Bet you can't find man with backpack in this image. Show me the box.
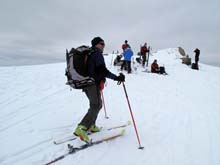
[120,47,133,73]
[121,40,130,52]
[74,37,125,143]
[140,43,149,67]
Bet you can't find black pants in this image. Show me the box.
[79,85,102,129]
[121,61,131,73]
[159,67,165,74]
[142,54,146,66]
[127,61,131,73]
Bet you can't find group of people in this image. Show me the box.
[120,40,167,75]
[72,37,200,143]
[120,40,201,73]
[73,37,166,144]
[119,40,150,73]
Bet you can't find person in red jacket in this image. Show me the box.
[151,59,160,73]
[140,43,149,67]
[121,40,130,51]
[151,59,167,74]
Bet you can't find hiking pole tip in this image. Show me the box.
[138,146,144,150]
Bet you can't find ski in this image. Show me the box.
[44,129,125,165]
[53,121,131,145]
[53,136,76,145]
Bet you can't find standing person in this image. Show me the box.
[121,40,130,52]
[74,37,125,143]
[140,43,149,67]
[194,48,200,67]
[121,47,133,73]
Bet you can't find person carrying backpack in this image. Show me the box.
[140,43,149,67]
[121,40,130,52]
[120,47,133,73]
[74,37,125,143]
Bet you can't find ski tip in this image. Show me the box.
[88,139,93,145]
[120,129,126,135]
[127,121,132,125]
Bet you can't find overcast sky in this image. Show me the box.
[1,0,220,66]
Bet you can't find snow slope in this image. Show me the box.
[0,48,220,165]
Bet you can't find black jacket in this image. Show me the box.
[88,47,117,85]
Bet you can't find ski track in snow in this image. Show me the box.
[0,138,52,165]
[0,88,67,133]
[0,48,220,165]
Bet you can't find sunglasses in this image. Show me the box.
[99,42,105,46]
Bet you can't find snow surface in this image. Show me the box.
[0,48,220,165]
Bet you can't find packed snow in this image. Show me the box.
[0,48,220,165]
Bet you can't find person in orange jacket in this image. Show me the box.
[151,59,160,73]
[121,40,130,52]
[151,59,167,74]
[140,43,149,67]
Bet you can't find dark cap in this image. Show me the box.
[91,37,104,47]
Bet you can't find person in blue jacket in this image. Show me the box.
[74,37,125,143]
[121,47,133,73]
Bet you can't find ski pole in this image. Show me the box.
[101,90,109,119]
[146,46,150,67]
[122,82,144,149]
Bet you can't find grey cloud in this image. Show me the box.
[0,0,220,66]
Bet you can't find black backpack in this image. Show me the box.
[191,63,199,70]
[65,45,95,89]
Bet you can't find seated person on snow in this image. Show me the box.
[114,54,123,66]
[151,59,167,74]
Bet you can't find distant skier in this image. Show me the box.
[194,48,200,68]
[151,59,160,73]
[74,37,125,143]
[140,43,149,67]
[121,40,131,52]
[151,59,167,74]
[120,47,133,73]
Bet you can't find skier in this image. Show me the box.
[74,37,125,143]
[121,40,131,52]
[120,47,133,73]
[140,43,149,67]
[194,48,200,69]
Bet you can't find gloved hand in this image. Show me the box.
[114,73,125,84]
[99,80,105,90]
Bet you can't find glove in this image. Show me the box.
[114,73,125,84]
[99,80,105,91]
